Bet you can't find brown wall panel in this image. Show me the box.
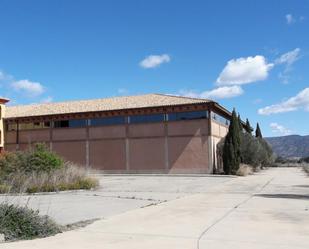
[89,139,126,170]
[89,125,126,139]
[52,141,86,166]
[129,138,165,170]
[5,131,16,144]
[4,144,17,152]
[52,128,86,141]
[129,123,165,137]
[168,136,209,173]
[168,120,208,136]
[19,130,50,143]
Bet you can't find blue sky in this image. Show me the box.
[0,0,308,137]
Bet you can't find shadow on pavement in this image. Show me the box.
[255,194,309,200]
[293,185,309,188]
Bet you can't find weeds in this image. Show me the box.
[0,203,61,241]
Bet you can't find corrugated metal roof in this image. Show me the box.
[5,93,212,119]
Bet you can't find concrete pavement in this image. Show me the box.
[0,174,230,225]
[2,167,309,249]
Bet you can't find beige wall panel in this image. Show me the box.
[219,125,228,137]
[211,121,220,137]
[19,130,50,143]
[52,141,86,166]
[129,123,165,137]
[168,120,208,136]
[89,125,126,139]
[89,140,126,170]
[168,136,209,173]
[5,131,16,144]
[129,138,165,170]
[52,128,86,141]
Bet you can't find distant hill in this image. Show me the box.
[265,135,309,158]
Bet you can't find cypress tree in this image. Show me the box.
[223,108,241,175]
[244,118,254,134]
[255,122,263,138]
[238,114,243,132]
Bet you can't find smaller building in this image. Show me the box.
[0,94,231,174]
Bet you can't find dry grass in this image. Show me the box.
[236,164,254,176]
[0,162,99,194]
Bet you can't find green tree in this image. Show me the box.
[255,122,263,138]
[223,108,241,175]
[238,114,243,132]
[244,118,254,134]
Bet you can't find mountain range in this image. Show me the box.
[265,135,309,158]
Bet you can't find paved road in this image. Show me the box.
[2,168,309,249]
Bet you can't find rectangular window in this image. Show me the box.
[168,111,208,121]
[90,116,126,126]
[130,114,165,124]
[7,123,17,131]
[211,112,230,126]
[18,121,51,130]
[54,119,87,128]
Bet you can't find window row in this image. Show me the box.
[211,112,230,126]
[7,110,211,131]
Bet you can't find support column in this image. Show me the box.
[164,115,169,172]
[16,120,20,150]
[125,116,130,171]
[208,110,214,173]
[49,121,53,151]
[85,119,90,170]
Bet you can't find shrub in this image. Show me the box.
[0,144,98,194]
[236,164,253,176]
[0,203,61,241]
[1,162,98,194]
[25,162,99,193]
[0,143,63,179]
[26,143,64,173]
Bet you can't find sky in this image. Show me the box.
[0,0,308,137]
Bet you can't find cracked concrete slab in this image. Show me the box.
[0,174,230,225]
[2,168,309,249]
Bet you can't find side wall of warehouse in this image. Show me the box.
[4,106,229,174]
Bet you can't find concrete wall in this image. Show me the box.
[4,116,228,174]
[209,119,229,172]
[0,104,6,147]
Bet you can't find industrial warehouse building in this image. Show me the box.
[0,94,231,174]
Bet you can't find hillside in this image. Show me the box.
[266,135,309,158]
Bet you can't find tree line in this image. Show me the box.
[217,108,274,175]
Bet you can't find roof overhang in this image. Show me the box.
[0,97,10,105]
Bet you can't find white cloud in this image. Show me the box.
[139,54,170,68]
[117,88,129,95]
[12,79,45,97]
[258,88,309,115]
[274,48,300,84]
[275,48,301,84]
[216,55,274,85]
[275,48,300,66]
[40,96,53,103]
[286,14,295,24]
[286,14,305,24]
[270,123,292,135]
[179,86,244,99]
